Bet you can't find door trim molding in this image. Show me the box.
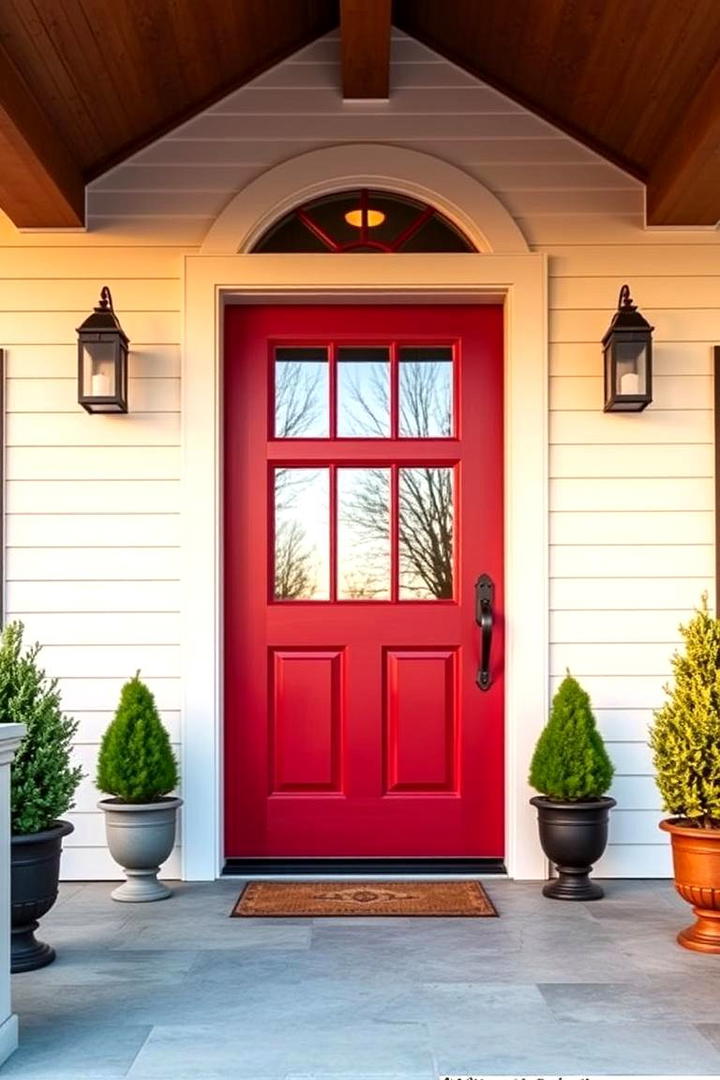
[182,151,548,882]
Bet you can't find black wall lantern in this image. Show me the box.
[77,287,129,414]
[602,284,653,413]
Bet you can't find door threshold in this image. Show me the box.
[222,857,506,877]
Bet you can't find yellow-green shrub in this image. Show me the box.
[650,597,720,828]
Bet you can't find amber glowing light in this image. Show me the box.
[345,208,385,228]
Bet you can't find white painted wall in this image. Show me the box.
[0,28,716,876]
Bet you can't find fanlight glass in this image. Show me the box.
[252,189,475,253]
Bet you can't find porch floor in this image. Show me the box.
[8,878,720,1079]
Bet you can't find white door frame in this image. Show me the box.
[181,145,549,881]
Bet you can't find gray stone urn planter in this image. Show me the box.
[98,796,182,902]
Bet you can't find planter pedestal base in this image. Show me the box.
[112,868,171,903]
[677,907,720,954]
[542,866,604,901]
[11,922,55,973]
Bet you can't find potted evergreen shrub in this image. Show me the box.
[97,673,181,901]
[650,597,720,952]
[529,672,615,900]
[2,622,83,971]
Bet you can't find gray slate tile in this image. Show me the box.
[2,1021,151,1079]
[126,1021,434,1079]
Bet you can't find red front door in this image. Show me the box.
[224,304,503,858]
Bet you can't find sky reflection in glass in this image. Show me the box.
[337,347,390,437]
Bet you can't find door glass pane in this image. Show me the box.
[274,348,328,438]
[398,467,454,599]
[337,347,390,437]
[274,468,329,600]
[399,347,453,438]
[337,468,391,599]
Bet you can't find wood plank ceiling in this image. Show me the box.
[0,0,718,229]
[394,0,720,227]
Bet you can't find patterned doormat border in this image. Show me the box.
[231,880,497,917]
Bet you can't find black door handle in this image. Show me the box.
[475,574,494,690]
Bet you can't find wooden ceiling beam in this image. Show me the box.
[341,0,391,99]
[646,58,720,227]
[0,43,84,228]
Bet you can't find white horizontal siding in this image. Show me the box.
[7,414,180,446]
[0,29,714,880]
[550,545,714,578]
[7,546,181,579]
[552,341,714,377]
[13,613,179,645]
[596,710,654,741]
[0,217,182,878]
[5,344,180,380]
[7,378,180,413]
[7,446,180,481]
[550,444,713,477]
[551,375,710,411]
[7,580,179,613]
[6,514,180,547]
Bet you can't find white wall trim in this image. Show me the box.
[182,149,547,882]
[199,144,530,256]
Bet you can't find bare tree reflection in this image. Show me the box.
[274,518,314,599]
[274,361,325,599]
[271,356,454,601]
[399,358,452,438]
[399,467,453,598]
[343,361,453,599]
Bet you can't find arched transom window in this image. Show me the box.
[252,189,476,253]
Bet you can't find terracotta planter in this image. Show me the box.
[660,818,720,953]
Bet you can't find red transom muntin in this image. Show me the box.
[252,188,476,254]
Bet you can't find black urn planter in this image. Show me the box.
[530,795,615,900]
[11,820,73,972]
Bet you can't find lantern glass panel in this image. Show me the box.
[81,340,118,399]
[614,340,648,397]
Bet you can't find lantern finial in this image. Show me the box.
[97,286,113,312]
[618,284,636,311]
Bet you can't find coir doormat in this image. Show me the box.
[231,880,497,918]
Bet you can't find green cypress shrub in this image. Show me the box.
[529,672,614,799]
[0,621,83,835]
[97,673,178,803]
[650,596,720,828]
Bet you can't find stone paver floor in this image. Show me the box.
[7,878,720,1078]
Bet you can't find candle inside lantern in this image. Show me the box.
[620,371,639,395]
[91,371,111,396]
